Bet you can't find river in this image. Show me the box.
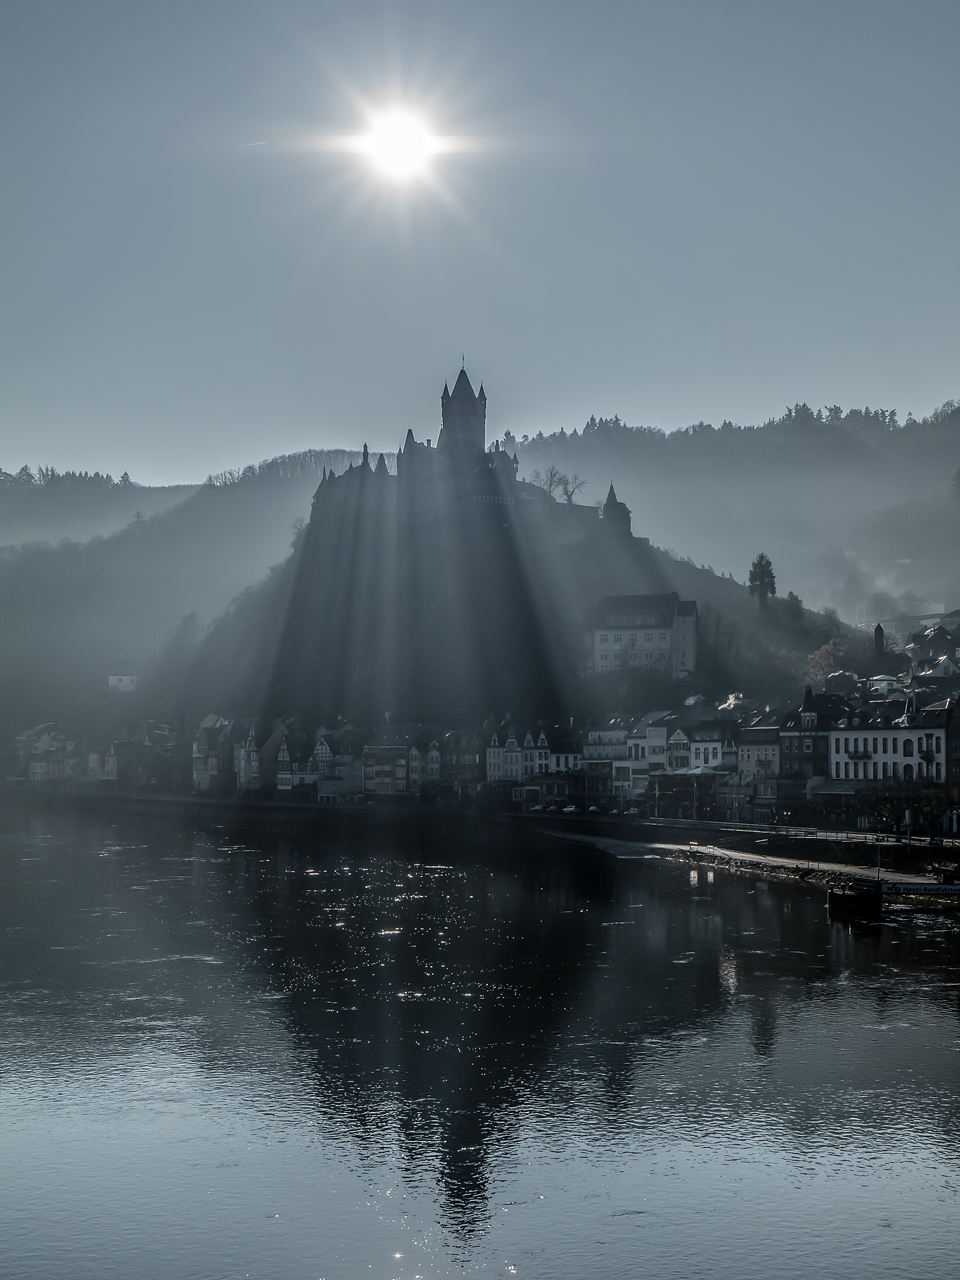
[1,807,958,1279]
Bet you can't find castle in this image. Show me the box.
[310,367,633,536]
[262,370,670,724]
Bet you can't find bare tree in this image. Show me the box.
[530,464,565,497]
[559,473,587,505]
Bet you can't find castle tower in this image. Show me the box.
[602,482,632,538]
[437,368,486,469]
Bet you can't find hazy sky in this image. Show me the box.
[2,1,958,484]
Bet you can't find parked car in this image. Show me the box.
[625,807,639,815]
[530,804,543,811]
[588,805,599,813]
[562,805,579,813]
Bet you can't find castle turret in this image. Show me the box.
[602,482,632,538]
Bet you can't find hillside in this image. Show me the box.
[0,448,370,735]
[512,401,960,622]
[0,467,198,547]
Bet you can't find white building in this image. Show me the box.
[486,728,522,782]
[592,594,697,677]
[108,674,139,692]
[521,729,550,777]
[828,703,949,784]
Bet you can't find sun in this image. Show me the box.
[356,109,440,183]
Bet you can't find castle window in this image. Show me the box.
[644,633,652,642]
[613,634,622,644]
[599,633,608,645]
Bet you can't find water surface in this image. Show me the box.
[1,809,958,1279]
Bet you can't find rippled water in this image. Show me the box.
[1,808,959,1279]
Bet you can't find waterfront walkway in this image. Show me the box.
[548,830,939,886]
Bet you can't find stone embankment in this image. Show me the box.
[528,815,960,909]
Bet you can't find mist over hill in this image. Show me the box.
[511,400,960,621]
[3,393,954,740]
[0,448,370,736]
[0,466,197,546]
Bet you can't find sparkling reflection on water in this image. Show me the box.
[1,810,959,1279]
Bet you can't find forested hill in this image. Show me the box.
[511,400,960,622]
[0,467,197,547]
[0,447,373,734]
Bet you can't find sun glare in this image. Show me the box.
[357,109,439,182]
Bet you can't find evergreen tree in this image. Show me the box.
[748,552,776,608]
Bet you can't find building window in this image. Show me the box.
[883,738,888,754]
[629,633,637,645]
[937,762,942,781]
[803,739,812,753]
[882,762,888,778]
[835,738,840,753]
[872,738,878,754]
[844,738,850,753]
[936,736,942,753]
[854,763,860,779]
[599,634,608,644]
[872,762,878,779]
[892,738,898,753]
[644,633,652,642]
[835,763,841,778]
[903,739,914,757]
[844,763,850,778]
[893,762,899,779]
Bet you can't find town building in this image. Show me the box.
[737,712,782,778]
[828,701,950,784]
[591,594,697,677]
[779,688,851,780]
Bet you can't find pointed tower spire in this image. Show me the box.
[375,452,388,476]
[362,443,370,469]
[607,482,617,503]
